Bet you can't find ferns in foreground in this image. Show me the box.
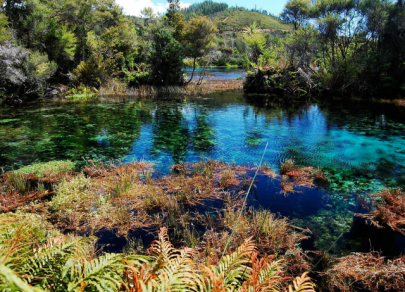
[0,215,315,292]
[0,214,149,292]
[124,227,315,292]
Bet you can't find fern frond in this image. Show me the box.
[202,237,256,291]
[217,237,255,275]
[0,264,44,292]
[288,273,315,292]
[146,227,202,292]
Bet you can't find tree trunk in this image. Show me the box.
[186,57,196,84]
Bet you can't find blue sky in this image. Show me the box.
[115,0,288,17]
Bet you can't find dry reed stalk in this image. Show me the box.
[326,252,405,292]
[356,188,405,234]
[379,99,405,107]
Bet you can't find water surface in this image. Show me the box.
[183,67,245,80]
[2,93,405,255]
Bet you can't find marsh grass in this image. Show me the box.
[278,160,329,195]
[356,188,405,234]
[12,160,75,178]
[379,99,405,107]
[97,79,243,99]
[326,252,405,292]
[0,161,76,212]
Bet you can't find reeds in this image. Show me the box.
[98,79,243,99]
[0,160,75,212]
[278,159,328,195]
[326,252,405,292]
[379,99,405,107]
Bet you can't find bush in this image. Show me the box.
[148,29,184,86]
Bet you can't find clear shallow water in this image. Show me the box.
[183,68,245,80]
[2,93,405,255]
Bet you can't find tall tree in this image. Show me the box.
[165,0,186,41]
[149,29,184,86]
[183,15,217,83]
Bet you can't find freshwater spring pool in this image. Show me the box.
[1,91,405,255]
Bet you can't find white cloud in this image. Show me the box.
[115,0,191,17]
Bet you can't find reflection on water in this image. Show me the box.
[2,93,405,255]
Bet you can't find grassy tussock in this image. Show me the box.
[357,188,405,234]
[0,161,76,212]
[279,159,328,195]
[326,252,405,292]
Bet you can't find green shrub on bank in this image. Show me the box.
[65,85,98,101]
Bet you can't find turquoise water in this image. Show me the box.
[1,93,405,254]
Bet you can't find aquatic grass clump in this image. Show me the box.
[123,79,243,99]
[12,160,75,178]
[0,160,76,212]
[357,188,405,234]
[278,160,329,194]
[326,252,405,292]
[197,204,311,275]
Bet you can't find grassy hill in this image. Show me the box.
[213,9,291,32]
[181,1,291,32]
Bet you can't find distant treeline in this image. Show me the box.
[182,0,280,20]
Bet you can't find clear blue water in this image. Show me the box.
[1,92,405,255]
[183,68,245,80]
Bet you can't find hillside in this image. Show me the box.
[213,9,291,32]
[181,1,291,32]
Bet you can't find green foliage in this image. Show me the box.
[182,0,229,20]
[70,55,117,88]
[65,85,99,101]
[243,27,267,64]
[149,30,184,86]
[165,0,186,41]
[0,213,148,292]
[183,15,217,82]
[27,51,58,86]
[281,0,312,30]
[0,13,11,43]
[214,9,292,32]
[13,160,75,177]
[54,26,78,61]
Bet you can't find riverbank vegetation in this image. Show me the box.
[1,156,405,290]
[2,158,405,290]
[244,0,405,100]
[0,159,317,291]
[0,0,289,103]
